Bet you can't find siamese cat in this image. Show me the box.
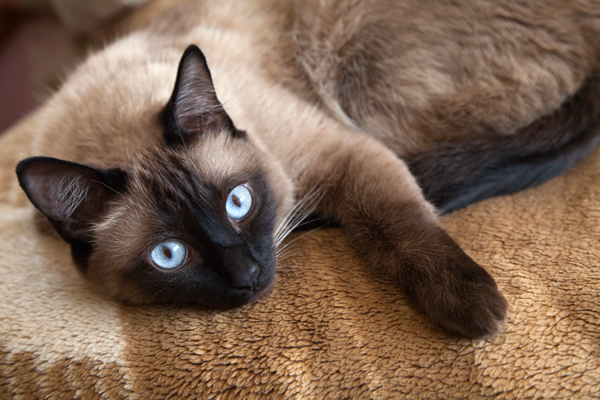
[15,0,600,338]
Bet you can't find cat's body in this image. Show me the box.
[15,0,600,338]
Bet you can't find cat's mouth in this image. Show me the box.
[204,258,277,310]
[250,272,277,303]
[240,260,277,304]
[209,281,275,310]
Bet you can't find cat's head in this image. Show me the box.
[16,45,293,309]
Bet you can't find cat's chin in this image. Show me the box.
[200,267,277,310]
[205,283,275,310]
[224,274,277,309]
[249,272,277,303]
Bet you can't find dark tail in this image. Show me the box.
[408,73,600,214]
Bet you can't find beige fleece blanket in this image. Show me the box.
[1,109,599,399]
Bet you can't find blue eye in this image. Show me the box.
[226,185,252,220]
[150,240,187,270]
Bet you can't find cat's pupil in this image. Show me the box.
[162,246,172,259]
[232,195,241,207]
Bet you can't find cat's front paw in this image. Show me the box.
[417,264,507,338]
[401,235,508,338]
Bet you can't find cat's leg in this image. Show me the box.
[298,132,507,338]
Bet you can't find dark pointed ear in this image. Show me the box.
[161,45,240,146]
[16,157,128,244]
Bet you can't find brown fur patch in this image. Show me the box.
[291,0,598,156]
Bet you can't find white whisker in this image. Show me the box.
[275,249,303,265]
[275,226,325,260]
[272,180,328,266]
[273,184,319,236]
[273,182,325,247]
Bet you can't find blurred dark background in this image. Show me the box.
[0,0,147,134]
[0,5,81,133]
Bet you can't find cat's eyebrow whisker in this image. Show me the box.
[89,179,156,215]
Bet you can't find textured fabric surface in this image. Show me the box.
[1,112,599,399]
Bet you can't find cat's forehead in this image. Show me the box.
[188,133,258,184]
[132,134,262,201]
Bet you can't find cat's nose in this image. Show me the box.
[217,245,260,290]
[228,261,259,290]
